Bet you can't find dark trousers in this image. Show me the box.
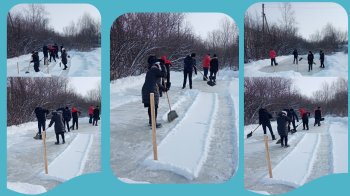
[50,54,56,62]
[203,68,209,80]
[280,135,288,146]
[63,120,70,132]
[72,118,78,130]
[303,119,309,130]
[293,56,298,64]
[183,71,193,88]
[271,58,277,66]
[308,63,313,71]
[38,120,46,134]
[93,118,99,126]
[262,122,275,137]
[148,105,158,124]
[89,114,93,123]
[34,63,40,72]
[314,118,321,126]
[320,59,325,68]
[291,120,297,131]
[210,71,217,82]
[56,133,65,143]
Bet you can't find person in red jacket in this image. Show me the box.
[71,106,81,130]
[88,105,94,124]
[269,49,277,66]
[161,55,172,90]
[202,54,211,81]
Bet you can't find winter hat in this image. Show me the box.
[62,48,66,51]
[282,111,287,116]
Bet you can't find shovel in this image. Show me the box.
[165,91,178,122]
[246,124,261,138]
[193,65,215,86]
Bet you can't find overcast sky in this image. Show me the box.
[10,4,101,34]
[246,2,348,40]
[185,13,236,40]
[69,77,100,97]
[293,77,339,98]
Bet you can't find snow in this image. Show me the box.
[118,178,150,184]
[7,48,101,77]
[7,182,47,195]
[245,52,348,77]
[110,68,238,183]
[45,134,94,181]
[144,92,219,180]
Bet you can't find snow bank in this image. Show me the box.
[144,92,219,180]
[7,182,47,195]
[118,178,150,184]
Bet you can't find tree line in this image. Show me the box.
[244,3,348,62]
[7,4,101,58]
[244,77,348,125]
[7,77,101,126]
[110,13,239,81]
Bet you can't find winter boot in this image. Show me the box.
[55,142,59,145]
[33,133,42,140]
[284,144,290,148]
[272,135,276,140]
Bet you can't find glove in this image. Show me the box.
[195,70,197,75]
[166,82,171,90]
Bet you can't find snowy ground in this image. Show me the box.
[244,52,348,77]
[244,117,348,195]
[7,48,101,77]
[7,117,101,194]
[110,69,239,183]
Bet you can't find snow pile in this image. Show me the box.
[44,133,93,181]
[7,48,101,77]
[7,182,47,194]
[118,178,150,184]
[144,92,219,180]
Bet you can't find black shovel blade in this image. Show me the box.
[167,110,178,122]
[246,132,253,138]
[207,81,216,86]
[276,139,281,144]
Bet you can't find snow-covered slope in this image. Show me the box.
[7,48,101,77]
[245,52,348,77]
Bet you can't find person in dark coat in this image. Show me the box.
[43,45,49,65]
[156,59,167,97]
[93,105,100,126]
[148,55,157,69]
[60,44,64,54]
[61,48,68,70]
[62,106,71,132]
[34,107,50,139]
[307,51,314,72]
[182,53,197,89]
[71,106,81,130]
[53,43,59,58]
[258,107,276,140]
[293,49,298,64]
[302,112,310,130]
[31,51,40,72]
[314,106,322,126]
[141,62,167,128]
[277,111,291,148]
[49,46,56,62]
[161,55,172,90]
[48,111,65,145]
[288,108,299,132]
[209,54,219,83]
[320,50,325,68]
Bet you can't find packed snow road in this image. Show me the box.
[7,48,101,77]
[244,117,348,195]
[110,69,239,183]
[7,118,101,194]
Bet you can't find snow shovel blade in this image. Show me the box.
[299,57,303,61]
[276,139,281,144]
[246,131,253,138]
[25,71,30,74]
[207,81,216,86]
[167,110,178,122]
[320,117,325,121]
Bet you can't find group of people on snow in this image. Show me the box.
[141,53,219,128]
[30,43,68,73]
[34,105,100,145]
[269,48,326,71]
[258,106,323,148]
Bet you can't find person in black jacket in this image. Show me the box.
[209,54,219,83]
[307,51,314,72]
[71,106,81,130]
[288,108,299,132]
[258,107,276,140]
[43,45,48,65]
[148,55,157,69]
[53,43,59,58]
[61,48,68,70]
[302,112,310,130]
[277,111,291,148]
[142,62,167,128]
[31,51,40,72]
[314,106,322,126]
[93,105,100,126]
[293,49,298,64]
[34,106,50,139]
[62,106,71,132]
[320,50,325,68]
[182,53,197,89]
[48,111,65,145]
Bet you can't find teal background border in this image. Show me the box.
[0,0,349,195]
